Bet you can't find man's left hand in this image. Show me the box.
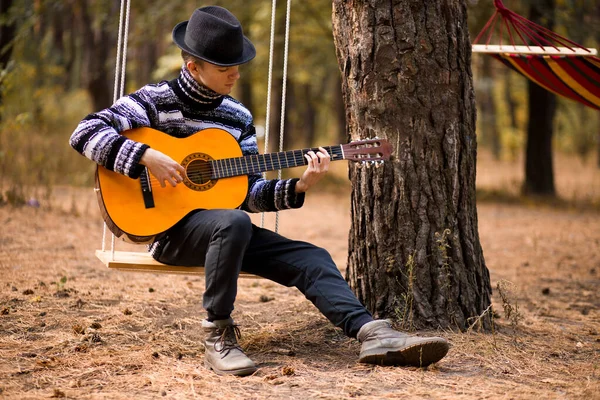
[295,147,330,193]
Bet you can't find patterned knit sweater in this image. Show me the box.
[70,66,305,256]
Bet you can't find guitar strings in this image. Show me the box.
[188,147,344,172]
[186,148,345,175]
[143,147,348,186]
[184,147,345,179]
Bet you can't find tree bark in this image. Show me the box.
[523,0,556,196]
[597,129,600,169]
[332,0,491,330]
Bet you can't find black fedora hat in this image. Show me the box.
[173,6,256,67]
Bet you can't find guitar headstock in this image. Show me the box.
[341,138,393,164]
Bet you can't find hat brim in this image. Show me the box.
[172,21,256,67]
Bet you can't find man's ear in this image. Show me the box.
[186,60,199,74]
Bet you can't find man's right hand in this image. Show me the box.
[140,148,186,188]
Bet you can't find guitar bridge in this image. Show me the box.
[140,168,155,209]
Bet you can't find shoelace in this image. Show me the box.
[214,325,244,359]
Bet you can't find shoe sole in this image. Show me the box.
[359,340,449,367]
[204,359,258,377]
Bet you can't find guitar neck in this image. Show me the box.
[209,145,344,179]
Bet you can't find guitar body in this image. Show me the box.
[95,127,392,242]
[96,128,248,240]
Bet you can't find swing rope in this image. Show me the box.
[276,0,293,233]
[261,0,278,230]
[262,0,292,233]
[102,0,131,256]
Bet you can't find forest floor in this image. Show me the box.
[1,152,599,399]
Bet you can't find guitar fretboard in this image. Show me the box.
[209,146,344,179]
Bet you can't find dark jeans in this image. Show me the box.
[156,209,373,338]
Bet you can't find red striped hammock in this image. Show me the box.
[472,0,600,110]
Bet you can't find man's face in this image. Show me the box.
[188,60,241,95]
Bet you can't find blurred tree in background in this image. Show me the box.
[0,0,16,122]
[0,0,598,205]
[524,0,558,196]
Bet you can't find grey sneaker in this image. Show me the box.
[202,318,257,376]
[357,320,449,367]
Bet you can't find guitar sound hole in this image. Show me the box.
[186,159,212,184]
[181,153,217,192]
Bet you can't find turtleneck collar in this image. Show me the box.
[173,65,225,108]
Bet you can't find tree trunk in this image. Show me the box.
[332,0,491,330]
[523,81,556,195]
[597,3,600,170]
[597,126,600,169]
[284,78,296,149]
[236,8,254,117]
[504,70,518,132]
[79,0,116,110]
[0,0,16,121]
[131,41,159,90]
[480,56,500,160]
[302,82,316,147]
[238,77,254,118]
[266,2,287,153]
[523,0,556,196]
[65,0,78,90]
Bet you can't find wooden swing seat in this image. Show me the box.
[95,250,259,278]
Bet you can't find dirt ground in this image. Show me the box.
[1,154,599,399]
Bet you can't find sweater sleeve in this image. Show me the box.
[69,89,155,179]
[238,125,305,213]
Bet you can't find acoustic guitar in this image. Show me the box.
[95,127,392,243]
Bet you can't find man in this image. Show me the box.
[70,6,449,377]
